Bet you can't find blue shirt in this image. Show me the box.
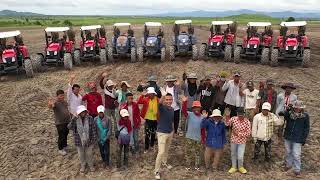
[186,112,204,141]
[201,118,226,149]
[157,104,174,133]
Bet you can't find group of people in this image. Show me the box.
[48,71,310,179]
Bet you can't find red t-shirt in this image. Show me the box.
[82,92,103,116]
[267,90,273,104]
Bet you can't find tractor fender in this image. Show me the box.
[272,46,280,49]
[304,47,311,49]
[201,43,207,46]
[37,53,45,59]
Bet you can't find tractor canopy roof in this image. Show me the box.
[114,23,131,27]
[247,22,272,27]
[45,27,70,32]
[280,21,307,27]
[80,25,102,30]
[175,20,192,25]
[145,22,162,27]
[211,21,234,25]
[0,30,21,38]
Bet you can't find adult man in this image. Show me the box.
[222,72,243,117]
[257,79,277,113]
[198,76,215,115]
[67,74,82,116]
[241,81,259,121]
[164,75,181,134]
[252,102,284,162]
[82,82,103,118]
[181,72,199,111]
[154,89,174,180]
[212,75,227,115]
[138,75,162,98]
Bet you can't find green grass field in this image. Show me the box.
[0,14,319,27]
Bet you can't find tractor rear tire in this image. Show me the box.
[131,47,136,63]
[160,47,166,62]
[261,48,270,65]
[32,54,43,72]
[24,58,34,78]
[199,44,206,60]
[64,53,73,70]
[302,49,310,68]
[270,48,279,67]
[192,45,198,61]
[100,49,107,64]
[137,47,144,62]
[169,46,175,61]
[234,46,241,64]
[224,45,232,62]
[74,49,81,65]
[107,47,114,63]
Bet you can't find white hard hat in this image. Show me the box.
[147,87,157,95]
[210,109,222,117]
[262,102,271,111]
[76,105,87,115]
[97,105,105,113]
[120,109,130,118]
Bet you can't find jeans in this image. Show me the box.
[284,139,302,173]
[231,143,246,168]
[145,120,157,150]
[98,140,110,165]
[77,145,94,169]
[105,108,116,134]
[117,144,129,168]
[173,110,180,134]
[130,128,140,153]
[253,139,272,160]
[56,123,69,150]
[154,132,173,173]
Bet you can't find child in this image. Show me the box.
[201,109,226,173]
[94,105,112,169]
[117,109,132,170]
[68,105,97,173]
[181,96,204,171]
[48,89,71,156]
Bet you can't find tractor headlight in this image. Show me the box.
[182,39,186,43]
[216,42,220,46]
[90,47,93,50]
[54,51,58,55]
[247,44,250,48]
[2,57,6,63]
[11,57,15,62]
[83,47,86,51]
[286,46,289,50]
[47,51,50,55]
[293,46,297,50]
[254,44,257,48]
[211,42,214,46]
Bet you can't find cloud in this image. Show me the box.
[0,0,319,15]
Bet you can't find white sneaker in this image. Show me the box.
[162,163,173,170]
[154,172,161,180]
[58,150,67,156]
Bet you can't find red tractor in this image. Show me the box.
[0,30,34,78]
[271,21,310,67]
[234,22,273,64]
[33,27,78,71]
[76,25,107,64]
[199,21,237,61]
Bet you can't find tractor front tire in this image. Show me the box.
[199,44,206,60]
[100,49,107,64]
[24,58,34,78]
[131,47,136,63]
[74,50,81,65]
[302,49,310,68]
[261,48,270,65]
[137,47,144,62]
[270,48,279,67]
[234,46,241,64]
[64,53,73,70]
[169,46,175,61]
[160,47,166,62]
[192,45,198,61]
[224,45,232,62]
[107,47,114,63]
[32,54,43,72]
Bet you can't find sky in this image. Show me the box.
[0,0,319,15]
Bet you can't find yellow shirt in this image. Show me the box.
[145,98,158,120]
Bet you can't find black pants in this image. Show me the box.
[253,139,272,160]
[213,103,226,116]
[226,104,238,118]
[173,110,180,134]
[98,140,110,165]
[145,119,157,150]
[117,144,129,168]
[56,123,69,150]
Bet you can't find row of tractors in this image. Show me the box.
[0,20,310,78]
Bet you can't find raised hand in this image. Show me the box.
[102,72,108,78]
[160,87,167,97]
[181,95,188,102]
[224,107,231,117]
[202,110,208,118]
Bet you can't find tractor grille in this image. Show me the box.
[5,57,13,64]
[86,47,91,51]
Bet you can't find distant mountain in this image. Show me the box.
[152,9,320,18]
[0,10,43,16]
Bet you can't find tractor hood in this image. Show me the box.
[211,35,224,43]
[178,34,190,44]
[285,38,298,47]
[1,49,16,63]
[117,36,128,46]
[47,43,61,51]
[248,37,260,45]
[146,36,158,46]
[84,40,95,47]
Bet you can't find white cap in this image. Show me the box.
[97,105,105,113]
[120,109,130,117]
[106,80,115,87]
[147,87,157,95]
[76,105,87,115]
[210,109,222,117]
[262,102,271,111]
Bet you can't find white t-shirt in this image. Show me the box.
[67,84,83,115]
[166,86,179,111]
[242,89,259,109]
